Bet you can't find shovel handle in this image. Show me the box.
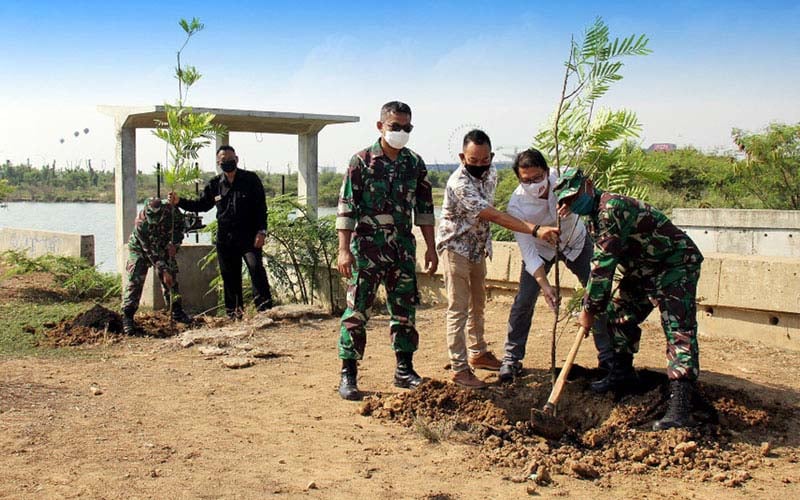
[546,325,589,408]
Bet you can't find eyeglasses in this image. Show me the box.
[519,175,547,185]
[386,123,414,133]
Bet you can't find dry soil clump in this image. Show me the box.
[361,368,795,487]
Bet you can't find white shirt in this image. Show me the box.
[506,171,587,276]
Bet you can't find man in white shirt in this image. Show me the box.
[437,132,559,388]
[500,148,614,383]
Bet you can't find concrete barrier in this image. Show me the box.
[672,209,800,257]
[140,243,219,314]
[403,233,800,352]
[0,227,94,265]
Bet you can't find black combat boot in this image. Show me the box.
[394,352,423,389]
[590,352,638,394]
[122,312,136,335]
[653,379,698,430]
[171,307,194,325]
[339,359,361,401]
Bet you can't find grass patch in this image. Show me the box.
[0,251,121,356]
[1,250,121,300]
[0,300,103,356]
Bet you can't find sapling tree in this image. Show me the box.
[151,17,224,319]
[535,17,654,384]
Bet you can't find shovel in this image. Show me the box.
[530,325,589,439]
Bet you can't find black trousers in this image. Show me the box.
[216,237,273,316]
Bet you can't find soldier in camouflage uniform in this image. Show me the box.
[554,168,704,430]
[122,197,193,334]
[336,101,438,401]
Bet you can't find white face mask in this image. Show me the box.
[521,178,548,197]
[384,130,410,150]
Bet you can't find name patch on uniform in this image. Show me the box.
[214,195,222,202]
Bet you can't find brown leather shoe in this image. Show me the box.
[452,369,487,389]
[469,351,502,371]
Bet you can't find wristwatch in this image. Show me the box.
[532,224,541,238]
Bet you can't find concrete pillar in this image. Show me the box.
[214,132,229,175]
[115,125,137,276]
[298,132,319,217]
[215,131,229,150]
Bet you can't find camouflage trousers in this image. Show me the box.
[606,263,701,381]
[338,241,420,360]
[121,251,180,316]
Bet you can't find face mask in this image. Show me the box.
[521,178,548,197]
[220,160,237,173]
[568,192,594,215]
[384,130,410,149]
[465,164,490,179]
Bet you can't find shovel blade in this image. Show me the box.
[531,407,567,440]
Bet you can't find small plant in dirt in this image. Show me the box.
[0,250,121,300]
[151,17,224,317]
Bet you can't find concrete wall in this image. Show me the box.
[140,243,219,314]
[672,209,800,257]
[0,227,94,265]
[404,236,800,352]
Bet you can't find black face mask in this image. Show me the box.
[220,160,237,173]
[464,164,491,179]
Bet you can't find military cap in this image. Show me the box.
[553,167,586,202]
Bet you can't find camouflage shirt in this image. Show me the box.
[584,190,703,315]
[336,138,435,238]
[436,165,497,262]
[128,200,185,273]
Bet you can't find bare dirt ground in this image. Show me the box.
[1,272,800,499]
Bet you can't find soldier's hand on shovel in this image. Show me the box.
[578,309,594,331]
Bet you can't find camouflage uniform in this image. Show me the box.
[122,199,185,316]
[582,190,703,381]
[336,138,435,360]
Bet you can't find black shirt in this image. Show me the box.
[179,169,267,241]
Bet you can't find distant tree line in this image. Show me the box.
[2,123,797,210]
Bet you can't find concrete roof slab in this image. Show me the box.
[98,105,359,134]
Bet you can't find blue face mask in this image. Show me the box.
[568,192,594,215]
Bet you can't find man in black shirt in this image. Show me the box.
[168,145,273,318]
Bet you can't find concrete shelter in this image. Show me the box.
[98,105,359,273]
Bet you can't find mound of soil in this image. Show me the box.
[43,305,202,346]
[360,368,796,487]
[43,304,123,346]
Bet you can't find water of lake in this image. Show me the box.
[0,202,339,273]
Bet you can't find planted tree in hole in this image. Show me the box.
[151,17,224,318]
[535,17,656,383]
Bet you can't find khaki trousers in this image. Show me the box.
[441,249,488,373]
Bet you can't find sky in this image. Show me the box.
[1,0,799,173]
